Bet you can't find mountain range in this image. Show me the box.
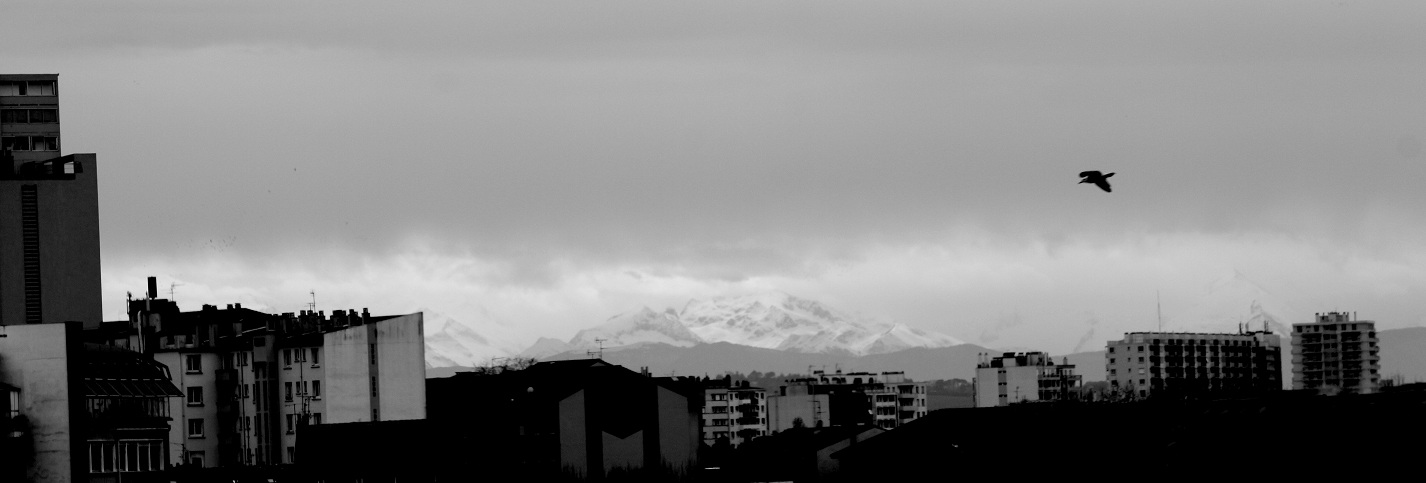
[519,292,964,359]
[423,281,1426,385]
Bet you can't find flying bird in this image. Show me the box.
[1078,170,1114,192]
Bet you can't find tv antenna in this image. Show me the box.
[1157,290,1162,332]
[588,338,607,359]
[170,282,182,300]
[309,290,317,312]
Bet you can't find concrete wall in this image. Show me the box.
[601,430,643,475]
[323,326,372,424]
[372,313,424,421]
[322,313,425,424]
[767,394,829,433]
[0,322,84,482]
[558,389,587,478]
[0,154,101,328]
[655,385,697,474]
[974,366,1039,407]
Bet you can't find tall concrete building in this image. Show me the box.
[1,73,102,328]
[1106,330,1282,400]
[1291,311,1380,394]
[1,75,62,167]
[973,351,1082,407]
[86,277,427,468]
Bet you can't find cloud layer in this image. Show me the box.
[4,1,1423,353]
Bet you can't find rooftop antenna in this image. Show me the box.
[170,282,182,300]
[588,338,607,359]
[1156,290,1162,332]
[309,290,317,312]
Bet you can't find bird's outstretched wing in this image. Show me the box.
[1094,179,1112,192]
[1079,170,1101,179]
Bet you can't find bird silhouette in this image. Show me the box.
[1079,170,1114,192]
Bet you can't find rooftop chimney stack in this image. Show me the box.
[147,276,157,300]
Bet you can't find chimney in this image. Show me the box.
[362,308,370,325]
[147,277,158,300]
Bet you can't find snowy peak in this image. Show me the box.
[860,323,966,355]
[423,312,512,367]
[568,306,703,349]
[679,292,962,355]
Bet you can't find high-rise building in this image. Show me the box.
[1291,311,1380,394]
[1,73,101,328]
[973,351,1082,407]
[1,74,62,167]
[1106,330,1282,400]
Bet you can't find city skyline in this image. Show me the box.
[4,1,1426,357]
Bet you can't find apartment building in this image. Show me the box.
[702,378,767,447]
[87,277,426,468]
[1106,329,1282,400]
[768,370,927,432]
[973,351,1082,407]
[1292,311,1380,394]
[2,322,184,483]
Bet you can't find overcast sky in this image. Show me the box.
[5,1,1425,355]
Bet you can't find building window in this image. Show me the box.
[287,446,296,464]
[285,414,294,434]
[87,440,165,474]
[285,382,293,402]
[313,413,322,425]
[0,108,58,123]
[312,380,321,399]
[311,348,321,367]
[186,387,204,406]
[284,349,292,367]
[0,80,57,96]
[187,451,204,467]
[370,376,378,398]
[185,354,202,373]
[0,135,59,151]
[369,343,377,365]
[188,419,204,438]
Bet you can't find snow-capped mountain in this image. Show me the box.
[423,312,515,367]
[536,292,964,357]
[567,307,703,350]
[679,292,962,355]
[1166,270,1304,336]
